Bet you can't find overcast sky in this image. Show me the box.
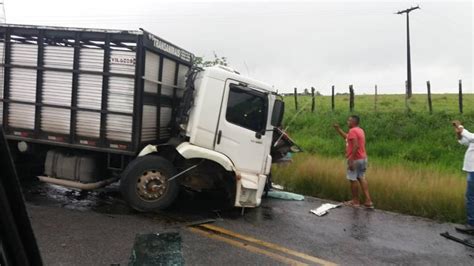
[3,0,472,94]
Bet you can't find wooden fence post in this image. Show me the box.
[459,80,463,114]
[311,87,315,113]
[331,85,335,111]
[374,84,378,112]
[294,87,298,111]
[426,81,432,114]
[349,85,354,112]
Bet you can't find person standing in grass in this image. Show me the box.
[333,115,374,208]
[453,120,474,232]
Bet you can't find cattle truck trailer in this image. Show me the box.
[0,24,286,211]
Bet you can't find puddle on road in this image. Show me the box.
[22,178,135,215]
[21,177,260,224]
[261,206,275,220]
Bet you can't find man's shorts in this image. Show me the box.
[346,158,368,181]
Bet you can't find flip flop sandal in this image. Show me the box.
[364,203,375,209]
[455,226,474,235]
[343,201,361,208]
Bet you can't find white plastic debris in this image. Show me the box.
[271,183,284,190]
[138,144,157,157]
[267,190,304,201]
[310,203,342,217]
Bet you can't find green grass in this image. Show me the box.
[272,93,474,223]
[287,93,474,114]
[283,94,474,173]
[273,154,466,223]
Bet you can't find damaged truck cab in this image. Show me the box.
[138,66,284,209]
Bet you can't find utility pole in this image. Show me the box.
[0,0,5,23]
[396,6,419,99]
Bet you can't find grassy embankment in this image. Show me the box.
[272,93,474,223]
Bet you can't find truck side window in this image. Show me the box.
[226,85,267,132]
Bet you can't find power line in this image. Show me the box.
[396,5,420,99]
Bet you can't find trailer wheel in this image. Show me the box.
[120,155,179,211]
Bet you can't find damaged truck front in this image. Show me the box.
[0,24,290,211]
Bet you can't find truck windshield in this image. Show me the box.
[226,85,267,132]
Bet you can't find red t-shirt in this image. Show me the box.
[346,127,367,160]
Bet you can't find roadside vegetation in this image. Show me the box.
[273,93,474,223]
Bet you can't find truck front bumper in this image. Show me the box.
[234,172,267,208]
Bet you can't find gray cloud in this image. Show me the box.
[5,0,472,94]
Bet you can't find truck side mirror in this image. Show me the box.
[271,100,285,127]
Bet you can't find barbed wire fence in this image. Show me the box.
[289,79,465,114]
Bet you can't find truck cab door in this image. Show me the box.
[214,80,270,175]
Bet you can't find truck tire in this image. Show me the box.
[263,173,272,198]
[120,155,179,211]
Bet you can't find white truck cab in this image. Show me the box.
[179,66,279,207]
[138,65,286,209]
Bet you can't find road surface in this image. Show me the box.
[23,180,474,265]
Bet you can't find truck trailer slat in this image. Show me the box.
[0,24,193,155]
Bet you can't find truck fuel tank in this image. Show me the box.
[44,150,103,183]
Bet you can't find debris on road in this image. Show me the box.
[186,219,216,227]
[267,190,304,201]
[129,232,184,265]
[440,232,474,248]
[271,183,285,190]
[310,203,342,217]
[455,225,474,235]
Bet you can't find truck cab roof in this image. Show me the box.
[203,66,276,93]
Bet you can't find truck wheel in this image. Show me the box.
[263,173,272,198]
[120,155,179,211]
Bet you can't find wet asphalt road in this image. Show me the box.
[23,179,474,265]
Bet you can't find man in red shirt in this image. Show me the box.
[334,115,373,208]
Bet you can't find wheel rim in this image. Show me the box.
[136,170,168,201]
